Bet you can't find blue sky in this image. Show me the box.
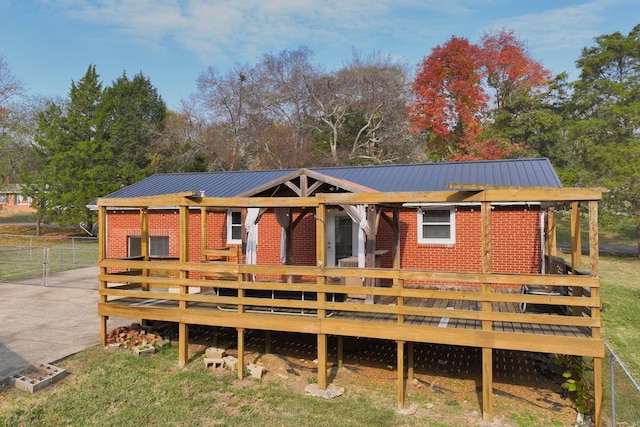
[1,0,638,110]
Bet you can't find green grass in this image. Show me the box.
[555,210,637,249]
[0,346,434,427]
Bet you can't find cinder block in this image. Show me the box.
[204,357,224,369]
[205,347,226,359]
[222,355,237,371]
[247,363,264,379]
[10,364,67,393]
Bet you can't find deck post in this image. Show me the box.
[480,201,493,421]
[178,323,189,367]
[337,336,343,369]
[100,315,108,347]
[589,200,603,426]
[317,333,328,389]
[140,208,150,291]
[407,342,414,380]
[397,340,405,408]
[98,205,108,347]
[265,330,271,354]
[237,328,245,380]
[546,206,557,257]
[482,347,493,421]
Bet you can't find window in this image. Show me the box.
[418,208,455,244]
[227,210,242,244]
[128,236,170,258]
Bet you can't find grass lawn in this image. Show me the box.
[0,345,480,427]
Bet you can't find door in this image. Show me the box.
[326,211,358,267]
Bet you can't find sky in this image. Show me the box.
[1,0,638,110]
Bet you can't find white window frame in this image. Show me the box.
[417,208,455,244]
[227,209,243,244]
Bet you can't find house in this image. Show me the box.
[100,159,563,276]
[0,184,34,213]
[95,158,605,424]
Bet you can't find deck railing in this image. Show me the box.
[98,258,603,358]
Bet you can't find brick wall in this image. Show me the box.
[106,205,541,274]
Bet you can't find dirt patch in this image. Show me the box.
[180,326,579,426]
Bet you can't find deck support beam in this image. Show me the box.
[237,328,245,380]
[100,316,108,347]
[178,323,188,367]
[317,333,328,389]
[482,347,493,421]
[264,330,271,354]
[337,336,343,369]
[407,342,414,380]
[397,340,405,408]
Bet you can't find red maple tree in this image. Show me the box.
[410,29,551,161]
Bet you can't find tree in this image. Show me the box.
[97,71,167,185]
[309,51,415,165]
[410,30,550,161]
[31,65,105,228]
[568,24,640,255]
[0,55,23,111]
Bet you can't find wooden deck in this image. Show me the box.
[98,261,602,358]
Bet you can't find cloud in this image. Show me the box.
[494,0,628,52]
[48,0,474,65]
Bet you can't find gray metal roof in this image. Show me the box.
[101,158,562,199]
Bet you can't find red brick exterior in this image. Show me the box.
[105,205,541,274]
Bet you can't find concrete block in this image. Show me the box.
[204,357,224,369]
[223,355,237,371]
[10,364,67,393]
[133,345,155,356]
[205,347,226,359]
[247,363,264,379]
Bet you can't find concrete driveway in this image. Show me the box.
[0,267,134,381]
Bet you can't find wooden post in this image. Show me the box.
[237,328,245,380]
[178,322,189,367]
[397,340,405,408]
[316,203,326,318]
[590,200,603,426]
[265,330,271,354]
[570,202,584,315]
[337,336,343,369]
[570,202,582,270]
[100,315,108,348]
[407,342,414,380]
[546,207,557,257]
[317,334,327,389]
[480,201,493,421]
[98,205,108,347]
[178,204,190,367]
[141,208,150,290]
[482,347,493,422]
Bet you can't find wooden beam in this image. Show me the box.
[264,330,271,354]
[407,342,414,380]
[178,322,188,367]
[546,207,557,257]
[317,334,327,389]
[98,205,108,346]
[482,347,493,421]
[481,201,493,422]
[141,208,150,291]
[397,340,405,409]
[570,202,582,271]
[337,336,343,369]
[594,357,603,427]
[237,328,245,380]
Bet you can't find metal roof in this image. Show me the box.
[101,158,562,199]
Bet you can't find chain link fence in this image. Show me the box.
[0,234,98,284]
[603,342,640,426]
